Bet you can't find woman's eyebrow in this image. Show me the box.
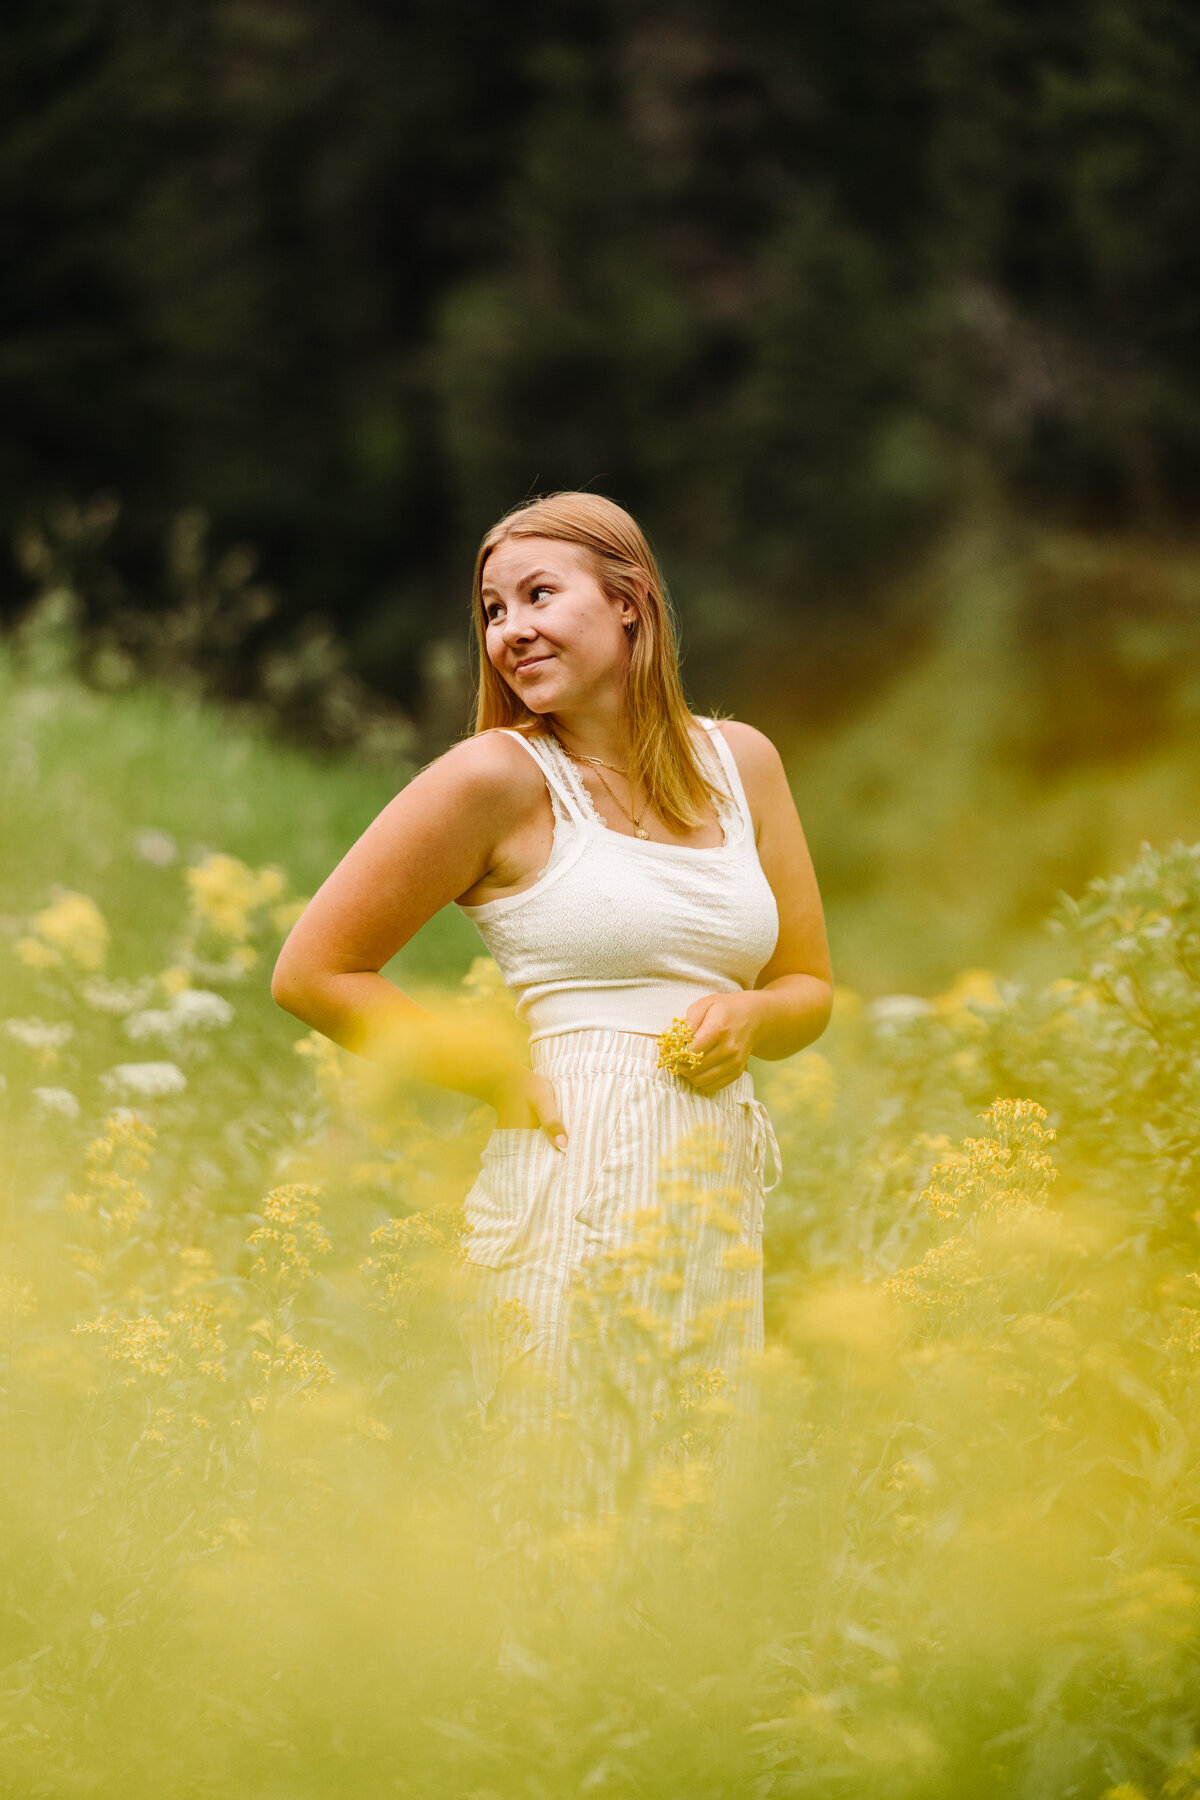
[481,568,556,599]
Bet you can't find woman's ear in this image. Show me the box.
[619,572,650,631]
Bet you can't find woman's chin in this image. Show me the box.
[512,678,564,713]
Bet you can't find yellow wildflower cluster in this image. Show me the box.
[187,853,285,940]
[656,1016,703,1075]
[1163,1751,1200,1797]
[65,1111,156,1240]
[16,889,109,972]
[458,954,518,1016]
[249,1333,333,1409]
[361,1204,465,1312]
[933,967,1003,1019]
[1161,1285,1200,1383]
[75,1311,172,1377]
[921,1099,1057,1222]
[883,1235,984,1316]
[139,1405,213,1446]
[173,853,307,982]
[762,1051,837,1121]
[246,1184,331,1295]
[74,1296,228,1386]
[170,1244,217,1299]
[655,1126,744,1236]
[563,1158,755,1497]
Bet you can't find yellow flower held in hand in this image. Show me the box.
[657,1017,703,1075]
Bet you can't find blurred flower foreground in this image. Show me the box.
[5,697,1200,1799]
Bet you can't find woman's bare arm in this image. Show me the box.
[683,721,833,1089]
[270,734,568,1136]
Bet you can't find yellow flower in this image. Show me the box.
[250,1332,333,1403]
[14,936,62,970]
[64,1110,156,1243]
[271,898,309,934]
[158,965,192,996]
[246,1183,331,1294]
[31,891,109,970]
[187,853,286,940]
[657,1017,702,1075]
[764,1052,836,1120]
[934,968,1002,1016]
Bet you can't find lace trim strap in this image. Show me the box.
[497,730,590,826]
[699,720,753,839]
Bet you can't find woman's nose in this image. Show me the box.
[501,609,535,644]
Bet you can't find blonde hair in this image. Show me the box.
[470,492,720,832]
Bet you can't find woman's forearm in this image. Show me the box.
[748,973,834,1061]
[270,967,527,1108]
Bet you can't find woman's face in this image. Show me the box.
[481,535,634,715]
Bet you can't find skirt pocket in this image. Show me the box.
[567,1077,644,1231]
[461,1128,561,1270]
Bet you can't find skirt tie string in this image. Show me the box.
[739,1095,782,1194]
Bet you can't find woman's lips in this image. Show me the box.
[513,654,552,675]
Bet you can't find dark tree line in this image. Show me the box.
[3,0,1199,714]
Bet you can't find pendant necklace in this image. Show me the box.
[549,731,651,839]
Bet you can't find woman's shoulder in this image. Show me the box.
[417,728,550,809]
[693,715,784,778]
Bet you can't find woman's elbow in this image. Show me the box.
[810,977,834,1042]
[270,951,311,1018]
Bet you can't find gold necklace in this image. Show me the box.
[587,761,651,840]
[546,730,627,776]
[549,731,650,839]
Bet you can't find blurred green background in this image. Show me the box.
[4,0,1200,992]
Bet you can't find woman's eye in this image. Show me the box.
[485,604,504,622]
[531,585,552,602]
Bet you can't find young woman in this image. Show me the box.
[271,492,832,1438]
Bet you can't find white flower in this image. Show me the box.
[125,988,234,1041]
[101,1061,187,1098]
[124,1010,176,1042]
[135,830,178,866]
[865,995,936,1025]
[32,1086,82,1120]
[167,989,234,1029]
[4,1017,75,1052]
[80,976,156,1015]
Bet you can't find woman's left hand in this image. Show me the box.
[679,991,763,1093]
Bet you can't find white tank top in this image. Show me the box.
[456,719,780,1044]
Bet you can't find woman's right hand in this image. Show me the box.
[492,1068,569,1150]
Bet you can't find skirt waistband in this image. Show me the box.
[530,1028,782,1193]
[530,1025,715,1081]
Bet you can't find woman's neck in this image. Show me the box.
[542,707,629,770]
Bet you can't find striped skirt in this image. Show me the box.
[451,1029,781,1500]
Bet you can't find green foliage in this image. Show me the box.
[11,496,419,763]
[3,0,1200,679]
[792,526,1200,993]
[4,665,1200,1796]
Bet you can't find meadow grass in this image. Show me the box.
[3,650,1200,1799]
